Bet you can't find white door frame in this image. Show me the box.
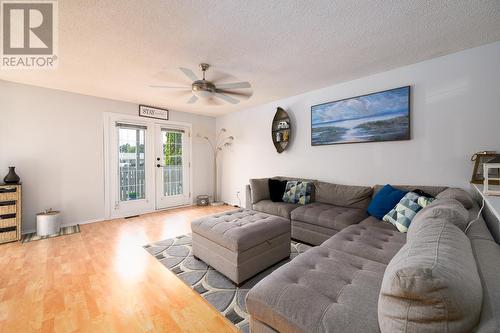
[103,112,193,219]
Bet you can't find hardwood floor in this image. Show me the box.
[0,205,239,333]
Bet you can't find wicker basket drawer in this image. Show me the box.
[0,218,16,228]
[0,230,17,243]
[0,204,16,215]
[0,192,17,201]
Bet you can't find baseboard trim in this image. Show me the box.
[22,204,204,235]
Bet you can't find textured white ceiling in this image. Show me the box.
[1,0,500,116]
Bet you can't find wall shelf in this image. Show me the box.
[272,107,291,153]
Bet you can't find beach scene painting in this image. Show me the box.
[311,86,410,145]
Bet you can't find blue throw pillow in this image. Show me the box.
[367,184,407,220]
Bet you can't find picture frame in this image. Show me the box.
[471,151,500,185]
[139,105,169,120]
[311,86,410,146]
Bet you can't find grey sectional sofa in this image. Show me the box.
[244,179,500,333]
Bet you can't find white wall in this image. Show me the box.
[217,42,500,206]
[0,81,216,232]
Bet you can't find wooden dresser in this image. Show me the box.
[0,184,22,244]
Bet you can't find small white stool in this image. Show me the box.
[36,210,61,236]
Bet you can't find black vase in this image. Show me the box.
[3,167,20,184]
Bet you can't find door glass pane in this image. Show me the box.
[118,127,146,201]
[162,130,183,196]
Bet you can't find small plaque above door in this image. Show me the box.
[139,105,169,120]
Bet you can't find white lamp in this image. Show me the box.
[199,129,234,205]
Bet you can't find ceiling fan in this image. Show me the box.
[150,63,252,105]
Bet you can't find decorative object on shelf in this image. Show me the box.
[471,151,500,184]
[199,128,234,206]
[196,195,209,206]
[36,209,61,237]
[3,167,20,184]
[483,156,500,196]
[0,184,22,244]
[272,107,291,153]
[139,104,169,120]
[311,86,410,146]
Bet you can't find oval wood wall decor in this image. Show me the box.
[272,107,291,153]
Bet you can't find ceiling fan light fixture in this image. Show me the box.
[150,63,252,105]
[192,79,216,98]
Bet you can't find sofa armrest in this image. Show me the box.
[246,184,253,209]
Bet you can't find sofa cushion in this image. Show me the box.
[373,184,448,198]
[291,202,367,231]
[250,178,270,204]
[367,184,407,219]
[322,217,406,265]
[268,178,287,202]
[409,198,470,234]
[282,181,313,205]
[378,211,482,333]
[246,245,386,333]
[436,187,474,209]
[315,181,373,209]
[253,200,299,219]
[191,209,290,252]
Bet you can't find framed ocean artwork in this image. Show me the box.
[311,86,410,145]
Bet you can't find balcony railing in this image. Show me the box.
[120,166,145,201]
[119,165,183,201]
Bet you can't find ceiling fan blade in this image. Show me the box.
[149,85,191,89]
[214,92,240,104]
[186,95,198,104]
[179,67,199,82]
[209,71,236,84]
[204,96,223,106]
[215,82,251,90]
[216,89,253,99]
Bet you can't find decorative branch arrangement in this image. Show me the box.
[199,128,234,205]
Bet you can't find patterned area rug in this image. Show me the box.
[21,225,80,243]
[144,235,311,332]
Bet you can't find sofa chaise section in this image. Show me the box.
[246,216,401,333]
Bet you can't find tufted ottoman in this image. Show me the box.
[191,209,291,285]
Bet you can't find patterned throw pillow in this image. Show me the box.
[417,196,435,208]
[282,181,313,205]
[383,192,425,233]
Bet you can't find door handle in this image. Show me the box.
[156,164,161,168]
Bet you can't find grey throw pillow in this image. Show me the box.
[249,178,270,204]
[379,215,483,333]
[409,198,470,234]
[436,187,474,209]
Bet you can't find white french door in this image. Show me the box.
[155,125,190,209]
[105,114,191,219]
